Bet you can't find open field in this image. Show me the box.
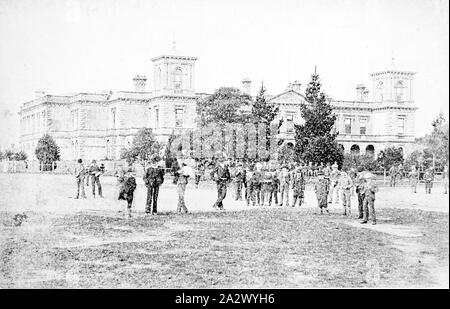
[0,173,448,288]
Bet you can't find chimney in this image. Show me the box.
[356,84,366,102]
[242,77,251,95]
[35,90,45,98]
[133,75,147,92]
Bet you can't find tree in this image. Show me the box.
[377,146,404,170]
[197,87,252,125]
[164,131,181,168]
[251,82,279,124]
[251,82,282,159]
[342,154,381,171]
[278,143,296,165]
[3,149,15,160]
[294,69,343,166]
[13,150,27,161]
[120,128,161,171]
[35,134,60,171]
[422,112,449,169]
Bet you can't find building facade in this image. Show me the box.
[18,51,417,161]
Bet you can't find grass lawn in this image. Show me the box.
[1,206,448,288]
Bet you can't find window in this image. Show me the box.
[360,118,367,135]
[175,108,184,127]
[73,109,79,130]
[344,118,352,134]
[111,108,116,129]
[286,114,294,133]
[376,81,384,102]
[154,106,159,128]
[174,68,182,91]
[397,117,405,135]
[395,81,404,102]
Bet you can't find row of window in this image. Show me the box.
[375,80,406,102]
[22,112,45,133]
[343,117,406,135]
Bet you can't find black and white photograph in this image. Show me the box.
[0,0,448,294]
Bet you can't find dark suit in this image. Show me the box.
[212,164,231,209]
[143,166,165,214]
[118,175,137,209]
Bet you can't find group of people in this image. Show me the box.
[400,164,449,194]
[74,159,105,199]
[73,155,449,222]
[214,159,379,224]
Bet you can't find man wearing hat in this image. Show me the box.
[408,165,419,193]
[74,158,87,199]
[87,159,103,198]
[143,155,165,215]
[424,167,434,194]
[328,162,340,204]
[361,174,378,225]
[212,154,231,210]
[278,164,291,207]
[234,162,245,201]
[176,162,190,214]
[291,167,306,207]
[118,168,137,218]
[267,167,279,206]
[338,171,353,216]
[389,164,398,187]
[314,170,329,214]
[355,167,367,219]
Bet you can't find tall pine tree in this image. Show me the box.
[294,69,343,166]
[251,82,281,160]
[251,82,279,124]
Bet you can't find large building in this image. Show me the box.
[18,50,417,161]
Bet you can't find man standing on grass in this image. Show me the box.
[361,175,378,225]
[74,159,87,199]
[177,163,190,214]
[87,160,103,198]
[328,162,340,204]
[408,165,419,193]
[234,162,245,201]
[339,171,353,216]
[143,156,165,215]
[212,155,231,210]
[268,167,279,206]
[291,167,306,207]
[389,165,398,187]
[424,167,434,194]
[118,168,137,218]
[278,165,291,207]
[355,169,366,219]
[314,170,329,214]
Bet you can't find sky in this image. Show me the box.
[0,0,448,149]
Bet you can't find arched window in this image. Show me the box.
[376,81,384,102]
[157,67,162,88]
[395,81,404,102]
[365,145,375,157]
[350,144,360,155]
[174,68,183,91]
